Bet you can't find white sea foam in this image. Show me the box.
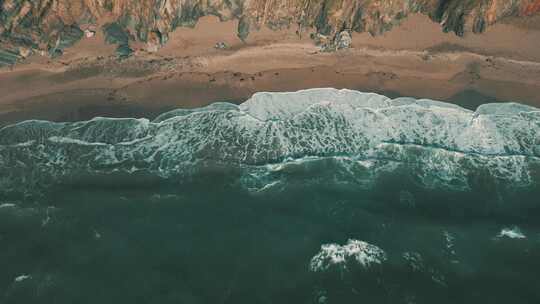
[14,274,31,283]
[497,226,526,239]
[0,88,539,195]
[309,239,387,272]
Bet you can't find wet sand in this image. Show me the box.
[1,14,540,127]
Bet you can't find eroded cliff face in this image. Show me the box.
[1,0,539,65]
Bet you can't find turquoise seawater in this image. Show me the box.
[1,179,540,303]
[2,89,540,303]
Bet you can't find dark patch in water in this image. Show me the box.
[448,89,504,111]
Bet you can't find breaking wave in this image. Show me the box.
[2,88,540,303]
[1,88,539,209]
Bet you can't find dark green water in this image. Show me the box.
[1,88,540,303]
[2,180,539,304]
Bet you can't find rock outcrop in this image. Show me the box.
[1,0,539,65]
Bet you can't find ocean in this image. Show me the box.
[1,88,539,303]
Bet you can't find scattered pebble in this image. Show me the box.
[214,42,228,50]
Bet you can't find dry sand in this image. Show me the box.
[1,14,540,126]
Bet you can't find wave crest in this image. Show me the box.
[1,88,539,197]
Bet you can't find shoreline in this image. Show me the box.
[1,14,539,126]
[0,87,508,129]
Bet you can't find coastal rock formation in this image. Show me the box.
[1,0,539,65]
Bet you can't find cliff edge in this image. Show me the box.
[1,0,540,66]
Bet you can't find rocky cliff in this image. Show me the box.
[1,0,539,66]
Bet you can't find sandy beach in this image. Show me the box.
[1,14,540,127]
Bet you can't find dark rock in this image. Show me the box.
[237,16,250,42]
[48,25,84,58]
[0,0,538,65]
[0,48,21,67]
[103,22,130,46]
[116,44,134,59]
